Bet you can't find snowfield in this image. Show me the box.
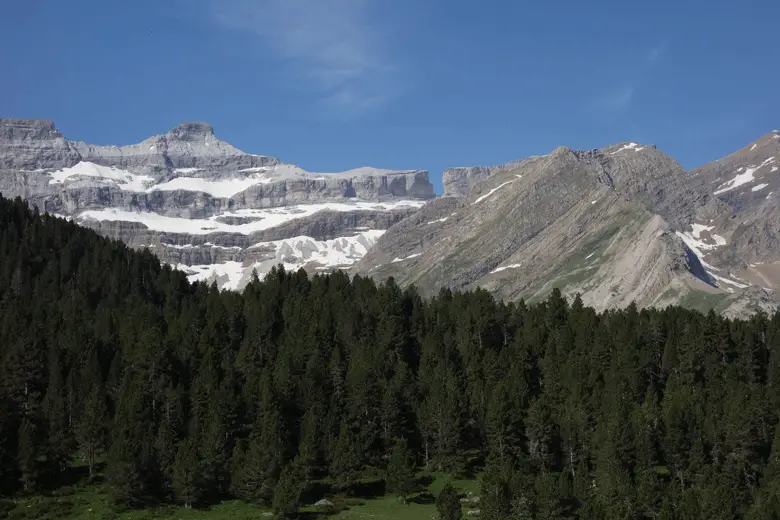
[149,174,273,198]
[177,230,386,290]
[714,157,777,195]
[78,201,426,236]
[49,162,154,192]
[48,161,423,198]
[676,223,748,290]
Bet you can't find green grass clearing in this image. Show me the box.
[2,471,480,520]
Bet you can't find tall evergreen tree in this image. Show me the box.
[17,418,39,493]
[272,466,302,520]
[386,438,416,503]
[436,482,462,520]
[172,438,202,508]
[75,386,107,481]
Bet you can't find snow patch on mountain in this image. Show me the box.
[392,252,422,263]
[149,174,273,198]
[427,212,458,225]
[473,180,516,204]
[611,143,644,154]
[47,160,429,199]
[691,223,715,239]
[676,228,721,269]
[711,273,749,290]
[752,183,769,192]
[163,242,242,251]
[178,230,385,290]
[49,162,154,192]
[79,200,426,236]
[715,157,777,195]
[177,262,247,290]
[676,225,746,289]
[715,167,757,194]
[491,263,523,274]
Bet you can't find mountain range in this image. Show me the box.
[1,117,778,316]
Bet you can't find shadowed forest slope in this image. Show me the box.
[2,194,780,519]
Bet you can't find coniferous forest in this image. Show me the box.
[4,193,780,520]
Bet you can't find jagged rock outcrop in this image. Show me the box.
[0,119,82,170]
[442,159,533,197]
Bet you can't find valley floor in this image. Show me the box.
[1,472,479,520]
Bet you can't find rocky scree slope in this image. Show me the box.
[0,118,435,289]
[355,138,780,317]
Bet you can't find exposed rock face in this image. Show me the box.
[0,119,81,170]
[442,159,534,197]
[685,130,780,296]
[0,118,434,289]
[354,139,780,316]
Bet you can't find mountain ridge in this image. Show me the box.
[2,117,778,315]
[354,133,780,317]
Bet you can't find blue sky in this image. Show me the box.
[2,0,778,194]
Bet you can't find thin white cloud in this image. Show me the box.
[646,41,668,63]
[598,85,635,111]
[590,41,667,113]
[209,0,397,116]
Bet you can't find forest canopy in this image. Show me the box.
[2,195,780,520]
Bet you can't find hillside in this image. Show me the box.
[356,136,780,317]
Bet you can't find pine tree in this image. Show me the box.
[231,412,284,505]
[75,386,107,480]
[485,375,526,464]
[509,494,533,520]
[17,418,39,493]
[172,438,201,508]
[155,417,178,496]
[386,438,415,503]
[43,345,72,477]
[330,424,362,492]
[106,378,153,507]
[436,481,462,520]
[272,465,301,520]
[480,462,511,520]
[106,428,146,507]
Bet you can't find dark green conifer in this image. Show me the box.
[386,438,415,503]
[75,386,107,481]
[436,481,462,520]
[172,438,202,508]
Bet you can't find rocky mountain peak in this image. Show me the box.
[166,122,216,141]
[0,118,64,142]
[549,145,573,158]
[0,118,79,170]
